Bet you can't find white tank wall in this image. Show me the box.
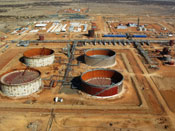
[118,83,123,94]
[0,78,42,97]
[24,55,55,67]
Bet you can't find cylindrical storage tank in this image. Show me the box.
[169,40,174,46]
[23,48,55,67]
[39,35,44,41]
[0,68,42,97]
[84,48,116,67]
[80,68,124,97]
[88,30,95,37]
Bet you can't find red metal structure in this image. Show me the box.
[39,35,44,41]
[81,69,124,97]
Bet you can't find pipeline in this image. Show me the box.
[60,41,77,92]
[11,39,170,45]
[134,42,154,65]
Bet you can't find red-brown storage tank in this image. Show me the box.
[39,35,44,41]
[80,68,124,97]
[88,30,95,37]
[169,40,174,46]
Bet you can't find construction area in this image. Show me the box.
[0,6,175,130]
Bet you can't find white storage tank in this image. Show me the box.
[23,48,55,67]
[0,68,42,97]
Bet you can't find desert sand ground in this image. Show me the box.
[0,0,175,131]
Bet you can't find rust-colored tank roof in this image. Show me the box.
[0,68,41,85]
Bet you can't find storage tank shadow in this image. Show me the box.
[84,48,116,67]
[22,48,55,67]
[80,68,124,98]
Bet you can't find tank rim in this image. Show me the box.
[80,68,124,88]
[84,48,116,58]
[23,48,54,59]
[0,68,41,86]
